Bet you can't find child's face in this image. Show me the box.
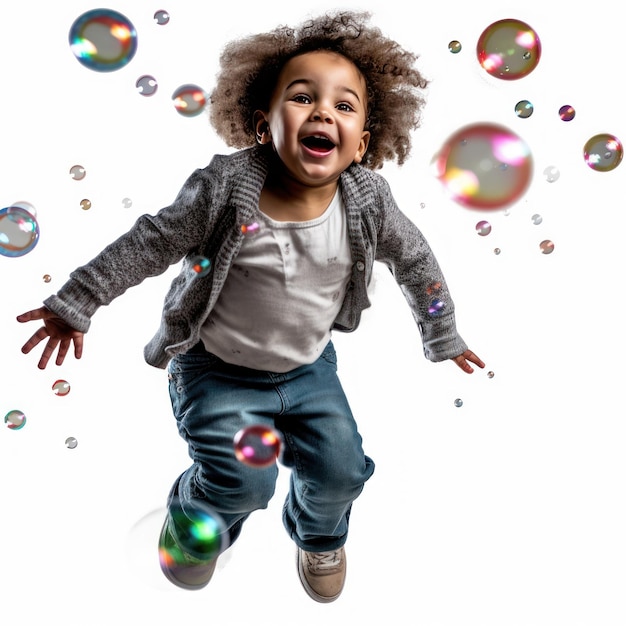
[256,51,370,188]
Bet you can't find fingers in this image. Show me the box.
[21,326,49,354]
[453,350,486,374]
[16,307,50,323]
[38,338,60,370]
[73,334,84,360]
[465,350,485,369]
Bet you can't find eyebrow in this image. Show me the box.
[285,79,363,103]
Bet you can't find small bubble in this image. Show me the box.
[531,214,543,225]
[43,274,52,283]
[493,247,501,255]
[70,165,86,180]
[448,40,462,54]
[80,199,92,210]
[426,281,442,295]
[122,198,132,208]
[190,255,211,277]
[539,239,554,254]
[154,10,170,25]
[476,220,492,236]
[454,398,463,408]
[52,380,71,396]
[515,100,533,118]
[241,222,260,238]
[558,105,575,121]
[428,299,446,316]
[487,371,495,378]
[136,75,158,96]
[65,437,78,449]
[233,425,281,468]
[543,166,560,182]
[172,84,208,117]
[583,133,623,172]
[4,410,26,430]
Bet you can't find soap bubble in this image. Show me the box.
[172,84,208,117]
[428,299,446,316]
[69,164,86,180]
[448,40,462,54]
[65,437,78,449]
[515,100,533,119]
[539,240,555,254]
[136,75,158,96]
[4,410,26,430]
[190,255,211,277]
[233,425,281,468]
[432,122,533,210]
[543,166,560,182]
[154,10,170,25]
[476,220,491,236]
[69,9,138,72]
[52,380,71,396]
[160,500,228,565]
[559,105,575,121]
[454,398,463,408]
[0,206,40,257]
[583,133,623,172]
[80,199,92,211]
[477,18,541,80]
[241,222,261,238]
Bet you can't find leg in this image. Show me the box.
[167,346,282,546]
[277,342,375,552]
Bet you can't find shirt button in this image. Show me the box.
[356,261,365,271]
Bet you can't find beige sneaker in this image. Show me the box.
[297,547,346,603]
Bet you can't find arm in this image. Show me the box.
[17,168,216,367]
[374,179,484,373]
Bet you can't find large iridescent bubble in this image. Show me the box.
[477,18,541,80]
[69,9,138,72]
[432,122,533,210]
[0,206,40,257]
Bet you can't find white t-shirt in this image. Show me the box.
[199,190,352,371]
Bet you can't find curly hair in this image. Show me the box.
[209,11,429,169]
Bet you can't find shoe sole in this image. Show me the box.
[296,548,344,603]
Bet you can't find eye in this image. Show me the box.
[336,102,355,112]
[291,94,311,104]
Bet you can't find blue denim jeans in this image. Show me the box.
[167,340,375,553]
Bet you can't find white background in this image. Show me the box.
[1,1,624,625]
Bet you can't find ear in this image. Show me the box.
[253,110,271,145]
[353,130,371,164]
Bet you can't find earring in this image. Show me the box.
[256,122,270,144]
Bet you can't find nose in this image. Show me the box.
[311,108,333,123]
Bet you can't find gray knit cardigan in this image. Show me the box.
[43,145,467,369]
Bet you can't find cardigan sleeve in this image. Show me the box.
[43,167,216,333]
[373,177,468,362]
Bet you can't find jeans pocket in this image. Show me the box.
[168,349,221,418]
[319,341,337,369]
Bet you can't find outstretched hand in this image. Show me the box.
[16,307,84,369]
[451,349,485,374]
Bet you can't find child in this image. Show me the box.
[17,11,484,602]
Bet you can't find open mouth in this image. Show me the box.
[301,135,336,153]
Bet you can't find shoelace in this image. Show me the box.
[307,550,342,572]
